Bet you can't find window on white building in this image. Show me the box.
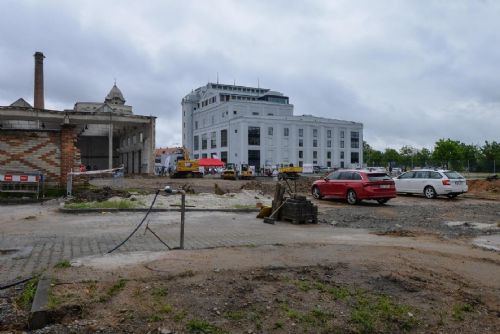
[313,151,317,159]
[284,127,289,136]
[248,127,260,146]
[211,131,216,148]
[195,121,198,130]
[327,129,332,138]
[194,135,199,150]
[313,139,318,147]
[313,129,318,137]
[298,151,303,158]
[351,131,360,149]
[327,151,331,159]
[340,151,344,159]
[221,129,228,147]
[202,134,207,150]
[351,152,359,164]
[298,128,303,137]
[299,139,303,147]
[268,127,273,136]
[327,140,331,148]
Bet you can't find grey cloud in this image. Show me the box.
[1,0,499,149]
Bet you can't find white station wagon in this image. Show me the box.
[393,169,468,199]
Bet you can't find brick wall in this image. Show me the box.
[0,129,81,185]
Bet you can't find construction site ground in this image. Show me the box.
[0,176,499,333]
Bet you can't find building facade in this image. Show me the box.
[182,83,363,169]
[0,52,156,186]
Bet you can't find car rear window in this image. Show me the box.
[368,173,391,181]
[444,171,464,179]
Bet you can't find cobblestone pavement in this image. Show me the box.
[0,203,347,283]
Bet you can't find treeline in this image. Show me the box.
[364,139,500,173]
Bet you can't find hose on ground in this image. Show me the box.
[107,189,161,254]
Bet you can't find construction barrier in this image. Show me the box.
[0,170,43,199]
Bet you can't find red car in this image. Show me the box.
[311,170,396,205]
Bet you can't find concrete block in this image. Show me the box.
[28,276,51,330]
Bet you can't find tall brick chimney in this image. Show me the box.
[34,51,45,109]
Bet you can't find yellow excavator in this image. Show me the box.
[171,147,203,178]
[222,163,238,180]
[278,163,303,180]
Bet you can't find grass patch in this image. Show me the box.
[107,278,127,297]
[15,277,39,310]
[47,293,64,310]
[327,286,351,300]
[351,293,417,333]
[295,280,312,292]
[151,287,168,298]
[159,303,174,314]
[451,303,474,321]
[147,314,163,322]
[187,319,225,334]
[65,199,140,209]
[224,310,245,320]
[54,260,71,269]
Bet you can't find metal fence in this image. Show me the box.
[366,160,498,174]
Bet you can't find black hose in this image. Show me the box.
[0,276,34,290]
[107,189,160,254]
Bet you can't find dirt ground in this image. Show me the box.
[1,176,499,333]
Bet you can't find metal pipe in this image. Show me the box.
[180,193,185,249]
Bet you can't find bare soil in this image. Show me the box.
[1,176,499,333]
[3,243,500,334]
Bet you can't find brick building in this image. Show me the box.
[0,52,156,186]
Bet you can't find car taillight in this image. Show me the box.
[442,179,450,185]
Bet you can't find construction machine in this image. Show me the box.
[222,163,238,180]
[278,163,303,180]
[171,147,203,178]
[240,164,255,180]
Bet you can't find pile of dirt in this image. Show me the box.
[241,177,316,195]
[72,186,130,202]
[467,179,500,194]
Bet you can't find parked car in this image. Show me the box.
[393,169,468,199]
[311,170,396,205]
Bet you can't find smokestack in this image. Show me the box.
[34,51,45,109]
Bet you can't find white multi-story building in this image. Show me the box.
[182,83,363,169]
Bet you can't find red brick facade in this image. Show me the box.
[0,128,81,185]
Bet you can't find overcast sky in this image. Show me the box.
[1,0,499,150]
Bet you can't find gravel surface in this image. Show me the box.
[318,195,500,238]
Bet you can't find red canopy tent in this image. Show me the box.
[197,158,225,167]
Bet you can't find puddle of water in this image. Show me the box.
[444,221,498,230]
[472,235,500,252]
[0,249,18,256]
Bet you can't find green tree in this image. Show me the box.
[383,148,400,167]
[415,148,432,167]
[481,141,500,173]
[432,138,463,168]
[399,145,417,168]
[363,141,383,166]
[460,143,481,172]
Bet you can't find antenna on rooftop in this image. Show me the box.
[216,72,219,84]
[233,79,236,86]
[257,78,260,89]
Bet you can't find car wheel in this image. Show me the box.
[312,186,323,199]
[424,186,436,199]
[346,189,358,205]
[377,198,389,204]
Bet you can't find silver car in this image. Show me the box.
[393,169,468,199]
